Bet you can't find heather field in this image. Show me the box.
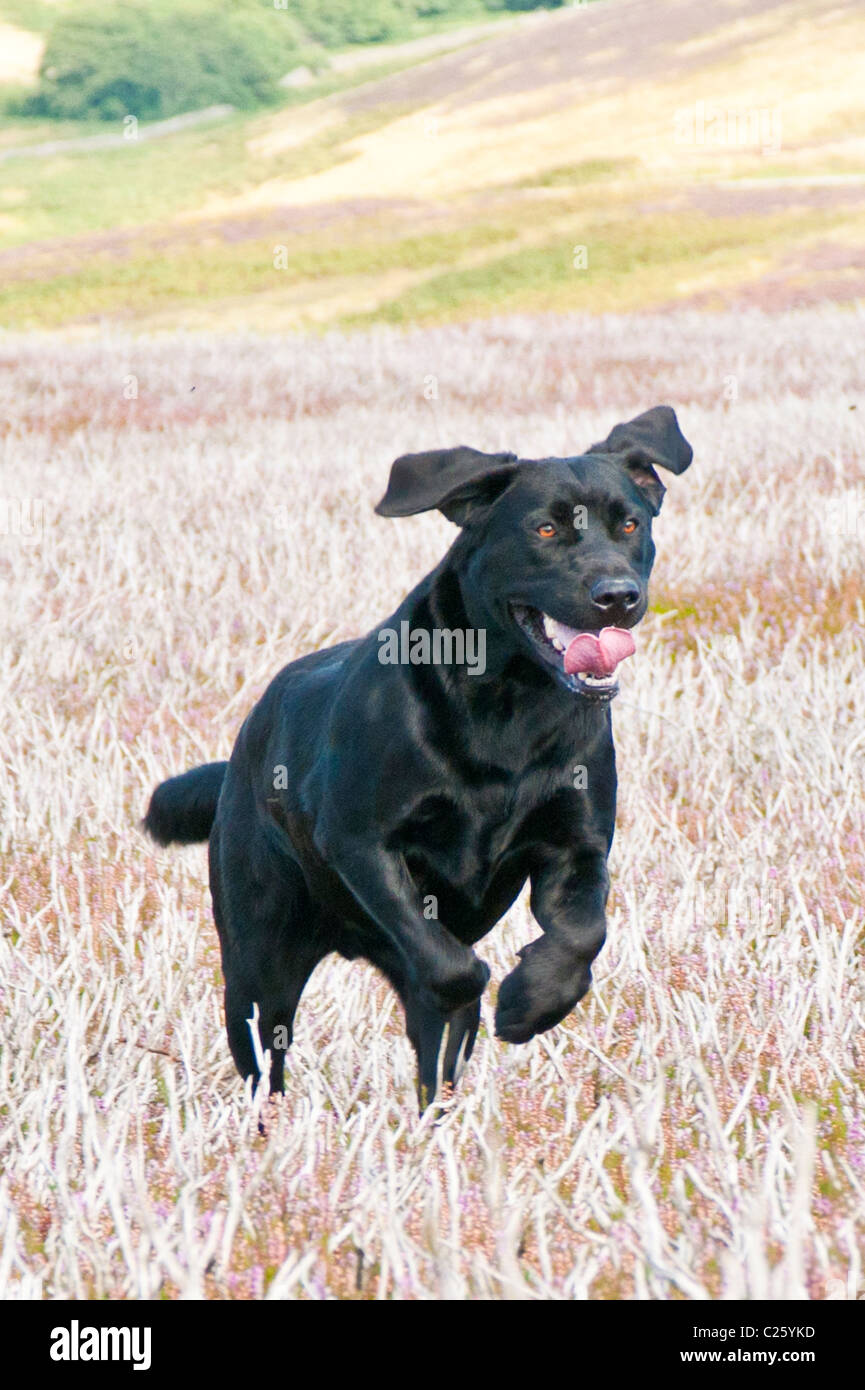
[1,305,864,1300]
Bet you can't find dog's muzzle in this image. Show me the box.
[510,605,636,701]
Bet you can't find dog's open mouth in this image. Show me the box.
[510,605,635,701]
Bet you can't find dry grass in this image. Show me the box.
[1,305,864,1300]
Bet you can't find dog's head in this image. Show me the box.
[376,406,692,701]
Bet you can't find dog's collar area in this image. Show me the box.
[510,604,620,702]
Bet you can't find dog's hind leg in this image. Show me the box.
[210,821,328,1093]
[223,938,326,1093]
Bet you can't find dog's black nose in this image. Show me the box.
[590,577,640,615]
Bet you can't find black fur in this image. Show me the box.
[143,762,228,845]
[143,406,692,1108]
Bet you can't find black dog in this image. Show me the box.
[144,406,692,1106]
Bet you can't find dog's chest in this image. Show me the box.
[397,785,542,928]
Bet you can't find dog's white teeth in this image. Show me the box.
[580,672,616,687]
[542,615,567,652]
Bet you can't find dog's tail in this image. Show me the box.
[142,761,229,846]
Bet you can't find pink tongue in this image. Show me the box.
[563,627,636,678]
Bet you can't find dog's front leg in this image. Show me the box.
[317,834,490,1014]
[404,993,482,1112]
[495,853,608,1044]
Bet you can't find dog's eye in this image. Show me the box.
[623,519,638,534]
[537,523,557,538]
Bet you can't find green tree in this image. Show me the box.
[28,1,303,122]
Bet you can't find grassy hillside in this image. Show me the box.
[2,0,865,331]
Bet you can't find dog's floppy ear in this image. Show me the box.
[588,405,692,515]
[375,445,519,526]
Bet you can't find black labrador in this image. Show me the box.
[144,405,692,1106]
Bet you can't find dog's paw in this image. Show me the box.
[494,940,587,1044]
[426,953,490,1013]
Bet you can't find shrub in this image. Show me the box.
[27,1,303,122]
[290,0,417,48]
[497,0,563,10]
